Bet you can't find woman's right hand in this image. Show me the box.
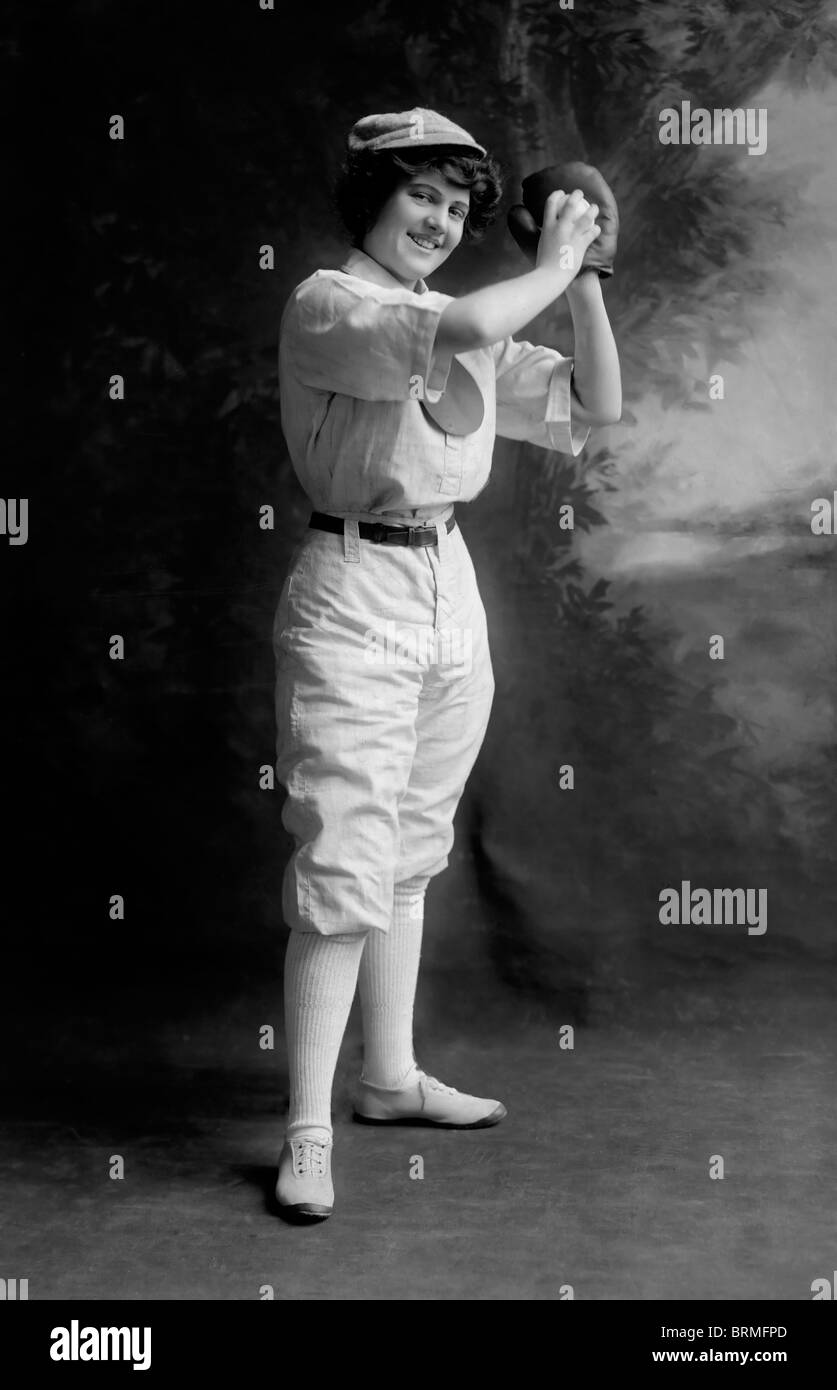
[536,188,601,280]
[436,188,603,353]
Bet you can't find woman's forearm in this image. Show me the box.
[565,271,622,421]
[436,266,575,355]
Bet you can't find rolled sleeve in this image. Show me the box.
[492,336,590,457]
[282,274,455,402]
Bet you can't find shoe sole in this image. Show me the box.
[275,1200,333,1222]
[352,1103,507,1130]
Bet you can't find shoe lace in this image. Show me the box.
[293,1139,328,1177]
[425,1075,459,1097]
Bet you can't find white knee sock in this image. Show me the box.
[358,876,429,1090]
[283,930,367,1143]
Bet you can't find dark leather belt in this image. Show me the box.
[308,511,456,547]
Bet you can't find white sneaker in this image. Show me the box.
[354,1071,507,1128]
[275,1135,334,1219]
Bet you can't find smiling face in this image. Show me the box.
[362,167,471,289]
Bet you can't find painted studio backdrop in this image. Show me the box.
[5,0,837,1301]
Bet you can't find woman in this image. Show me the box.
[274,107,621,1220]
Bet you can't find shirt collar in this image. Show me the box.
[338,246,428,296]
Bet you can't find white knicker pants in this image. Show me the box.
[272,518,495,936]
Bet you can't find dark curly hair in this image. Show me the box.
[333,145,503,249]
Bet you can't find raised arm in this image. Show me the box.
[565,271,622,425]
[434,189,601,354]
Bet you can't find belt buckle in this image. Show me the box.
[405,524,433,547]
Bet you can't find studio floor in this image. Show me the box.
[3,959,836,1301]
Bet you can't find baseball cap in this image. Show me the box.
[347,107,486,159]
